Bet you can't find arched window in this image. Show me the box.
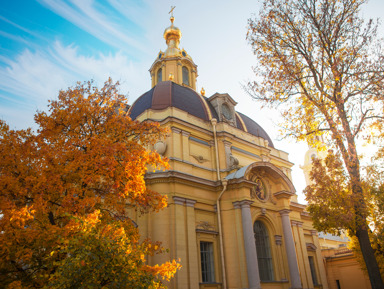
[254,221,274,281]
[157,68,162,83]
[182,66,190,86]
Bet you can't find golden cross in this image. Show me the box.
[169,6,176,17]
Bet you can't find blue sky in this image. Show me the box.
[1,0,383,201]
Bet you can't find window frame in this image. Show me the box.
[308,255,319,286]
[157,68,162,83]
[199,241,216,283]
[182,66,190,86]
[254,220,275,282]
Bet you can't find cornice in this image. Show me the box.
[168,157,215,172]
[274,190,296,199]
[145,170,220,190]
[141,115,294,167]
[290,201,307,212]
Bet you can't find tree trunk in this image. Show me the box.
[356,225,384,289]
[346,140,383,289]
[352,178,384,289]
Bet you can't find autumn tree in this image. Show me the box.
[0,79,180,288]
[349,148,384,279]
[247,0,384,287]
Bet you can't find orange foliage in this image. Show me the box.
[0,79,179,288]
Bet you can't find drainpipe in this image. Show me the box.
[217,179,228,289]
[211,118,227,289]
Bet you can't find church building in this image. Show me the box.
[127,15,329,289]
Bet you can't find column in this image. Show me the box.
[279,209,302,289]
[311,230,329,289]
[239,200,261,289]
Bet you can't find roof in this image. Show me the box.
[128,81,274,147]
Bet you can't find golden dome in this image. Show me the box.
[163,16,182,43]
[163,16,182,57]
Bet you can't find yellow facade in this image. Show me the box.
[322,248,371,289]
[128,16,330,289]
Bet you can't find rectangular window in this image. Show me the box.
[308,256,319,285]
[200,241,215,283]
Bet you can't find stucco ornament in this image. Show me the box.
[154,141,167,155]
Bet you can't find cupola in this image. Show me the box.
[149,14,198,90]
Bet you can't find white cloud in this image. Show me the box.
[0,41,147,129]
[37,0,149,55]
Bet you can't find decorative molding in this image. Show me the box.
[222,140,232,148]
[231,146,262,160]
[306,243,317,251]
[173,196,186,205]
[171,127,181,134]
[154,141,167,156]
[173,196,197,207]
[145,170,220,188]
[168,157,215,171]
[261,154,271,162]
[181,131,191,137]
[275,235,283,246]
[300,211,311,219]
[261,208,267,215]
[274,190,295,199]
[189,136,210,146]
[232,201,241,209]
[196,221,215,231]
[141,116,295,169]
[191,154,209,163]
[238,199,254,209]
[186,199,197,207]
[310,230,318,236]
[228,153,239,169]
[279,209,291,217]
[291,221,303,227]
[196,229,219,235]
[290,202,307,210]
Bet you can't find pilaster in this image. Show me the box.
[181,131,190,161]
[186,199,199,289]
[292,221,313,289]
[171,127,182,159]
[173,196,188,288]
[311,230,329,289]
